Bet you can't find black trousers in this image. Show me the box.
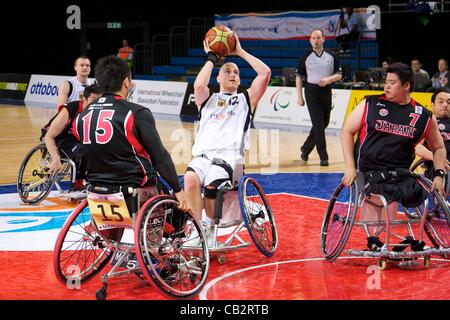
[336,31,360,51]
[56,137,84,179]
[301,84,332,161]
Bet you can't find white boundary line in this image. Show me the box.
[199,255,450,300]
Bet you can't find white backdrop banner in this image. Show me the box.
[215,9,376,40]
[253,86,351,129]
[25,74,70,106]
[131,80,188,115]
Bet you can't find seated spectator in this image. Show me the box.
[431,58,450,89]
[382,57,394,69]
[411,57,430,91]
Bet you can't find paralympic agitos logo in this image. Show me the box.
[270,89,291,111]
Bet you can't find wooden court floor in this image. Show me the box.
[0,103,344,185]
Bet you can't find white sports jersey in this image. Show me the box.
[67,77,94,102]
[192,91,252,157]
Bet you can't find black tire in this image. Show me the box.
[411,158,450,196]
[53,200,124,285]
[134,195,209,299]
[17,144,56,204]
[321,182,359,261]
[238,176,278,256]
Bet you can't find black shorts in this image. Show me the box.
[363,169,428,208]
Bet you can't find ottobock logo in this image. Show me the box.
[29,82,58,96]
[270,89,291,111]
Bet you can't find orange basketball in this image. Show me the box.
[204,25,236,57]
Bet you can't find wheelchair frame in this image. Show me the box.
[184,174,278,264]
[53,185,210,300]
[17,143,77,204]
[321,172,450,270]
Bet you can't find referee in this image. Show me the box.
[295,29,342,166]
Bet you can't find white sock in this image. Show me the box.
[203,215,215,228]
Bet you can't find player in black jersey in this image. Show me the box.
[415,87,450,175]
[44,84,101,182]
[73,55,190,211]
[341,63,446,228]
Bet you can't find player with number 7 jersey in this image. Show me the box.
[72,55,187,210]
[355,94,433,172]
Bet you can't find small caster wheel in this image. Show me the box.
[378,259,387,271]
[424,256,431,268]
[96,287,107,300]
[217,255,225,265]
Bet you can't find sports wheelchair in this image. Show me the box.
[321,170,450,270]
[17,143,77,204]
[185,162,278,264]
[410,158,450,249]
[53,181,210,300]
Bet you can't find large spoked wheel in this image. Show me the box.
[238,176,278,257]
[17,144,57,204]
[417,176,450,249]
[321,182,359,261]
[53,200,124,285]
[135,195,210,299]
[411,158,450,197]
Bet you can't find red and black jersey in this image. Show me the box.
[356,94,432,171]
[41,100,83,144]
[73,93,181,192]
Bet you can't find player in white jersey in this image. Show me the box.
[184,32,271,241]
[57,56,94,108]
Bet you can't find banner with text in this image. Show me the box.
[215,9,376,40]
[254,86,351,129]
[25,74,70,107]
[131,80,188,115]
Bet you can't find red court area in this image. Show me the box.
[1,194,449,300]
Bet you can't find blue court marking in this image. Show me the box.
[0,210,72,233]
[0,173,343,233]
[2,172,342,199]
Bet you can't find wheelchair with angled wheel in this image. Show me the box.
[187,161,278,264]
[321,170,450,270]
[53,179,210,299]
[17,143,78,204]
[410,158,450,249]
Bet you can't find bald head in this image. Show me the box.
[217,62,240,93]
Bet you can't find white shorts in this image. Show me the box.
[187,154,242,187]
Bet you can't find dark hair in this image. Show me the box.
[74,56,90,66]
[386,62,414,92]
[431,87,450,103]
[384,56,394,65]
[411,57,421,64]
[83,83,102,99]
[95,55,130,93]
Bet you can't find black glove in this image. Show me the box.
[206,51,220,65]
